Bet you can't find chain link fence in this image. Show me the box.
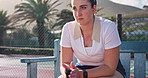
[0,23,60,77]
[0,13,148,77]
[122,16,148,41]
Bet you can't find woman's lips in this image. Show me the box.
[78,18,84,20]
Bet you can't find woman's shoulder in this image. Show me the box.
[96,16,116,33]
[62,21,76,32]
[63,21,76,28]
[96,16,116,29]
[98,17,115,25]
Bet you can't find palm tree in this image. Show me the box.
[0,11,10,46]
[53,9,74,29]
[0,10,12,52]
[12,0,61,48]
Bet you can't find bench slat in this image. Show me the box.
[120,53,131,78]
[134,53,146,78]
[21,57,57,63]
[121,41,148,53]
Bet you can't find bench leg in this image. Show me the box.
[27,63,37,78]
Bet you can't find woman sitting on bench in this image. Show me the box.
[59,0,126,78]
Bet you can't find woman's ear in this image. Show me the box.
[93,5,97,15]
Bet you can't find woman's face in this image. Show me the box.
[71,0,96,25]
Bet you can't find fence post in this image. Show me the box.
[116,14,122,40]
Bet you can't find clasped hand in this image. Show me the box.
[62,62,83,78]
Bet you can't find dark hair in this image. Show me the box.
[88,0,97,8]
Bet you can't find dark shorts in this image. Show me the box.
[75,60,126,78]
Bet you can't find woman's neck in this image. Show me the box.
[80,25,93,34]
[80,17,95,34]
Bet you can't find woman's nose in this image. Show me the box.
[76,10,82,16]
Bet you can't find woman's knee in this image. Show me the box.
[58,75,64,78]
[99,71,124,78]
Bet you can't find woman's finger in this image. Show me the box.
[70,61,76,69]
[62,63,70,69]
[69,68,79,78]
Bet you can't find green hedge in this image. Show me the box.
[0,48,54,56]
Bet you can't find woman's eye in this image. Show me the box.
[81,6,86,10]
[72,7,77,11]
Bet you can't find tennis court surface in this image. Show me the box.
[0,54,148,78]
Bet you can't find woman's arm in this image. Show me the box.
[87,46,120,77]
[60,47,74,76]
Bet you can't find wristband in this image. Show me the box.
[83,69,88,78]
[65,69,71,78]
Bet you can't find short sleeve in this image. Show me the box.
[104,22,121,49]
[60,23,72,47]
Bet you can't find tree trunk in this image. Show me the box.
[0,28,4,52]
[37,20,45,48]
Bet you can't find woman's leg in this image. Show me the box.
[58,75,65,78]
[98,71,124,78]
[58,71,124,78]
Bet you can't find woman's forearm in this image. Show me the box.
[60,63,71,76]
[60,65,66,75]
[87,64,116,78]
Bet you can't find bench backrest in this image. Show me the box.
[120,41,148,78]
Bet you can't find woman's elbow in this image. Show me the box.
[104,65,116,76]
[107,69,116,76]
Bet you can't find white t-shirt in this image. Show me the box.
[60,16,121,66]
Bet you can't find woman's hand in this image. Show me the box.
[69,68,83,78]
[62,62,83,78]
[61,63,71,78]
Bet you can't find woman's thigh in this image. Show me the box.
[58,71,124,78]
[99,71,124,78]
[58,75,64,78]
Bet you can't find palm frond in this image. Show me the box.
[49,1,62,11]
[0,10,10,26]
[36,0,42,4]
[26,0,37,8]
[12,0,61,30]
[21,3,34,10]
[24,19,35,25]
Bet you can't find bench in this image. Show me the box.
[20,39,148,78]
